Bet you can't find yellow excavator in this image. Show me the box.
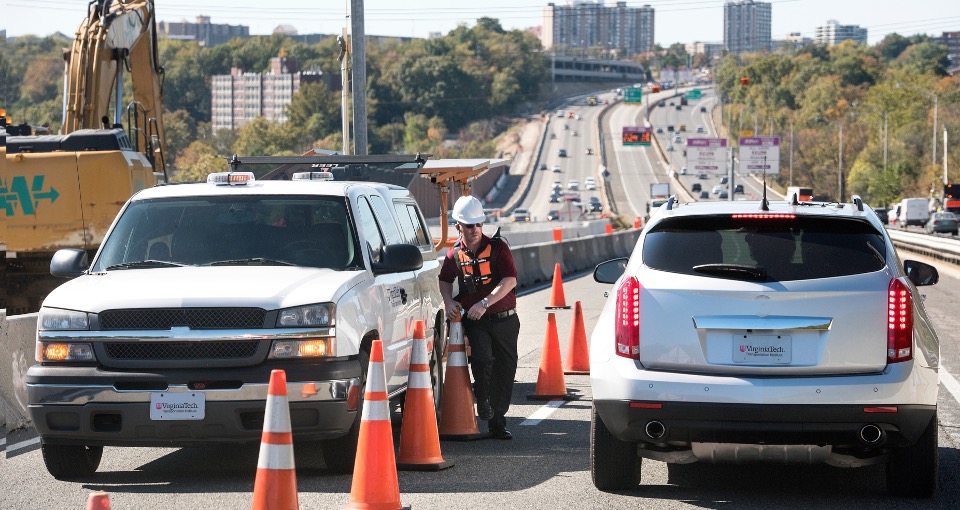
[3,0,166,314]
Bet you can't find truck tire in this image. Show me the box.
[41,443,103,479]
[321,348,369,474]
[590,404,640,490]
[886,412,938,498]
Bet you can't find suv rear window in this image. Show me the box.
[642,216,886,281]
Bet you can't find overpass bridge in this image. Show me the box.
[551,56,647,83]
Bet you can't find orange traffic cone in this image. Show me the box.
[252,370,299,510]
[438,313,486,441]
[527,313,575,401]
[347,340,408,510]
[397,320,454,471]
[563,301,591,375]
[86,491,110,510]
[546,263,571,310]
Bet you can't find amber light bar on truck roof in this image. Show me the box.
[207,172,256,185]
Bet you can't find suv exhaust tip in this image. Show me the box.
[645,420,666,439]
[859,424,884,444]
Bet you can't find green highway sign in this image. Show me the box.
[624,87,643,104]
[684,88,702,100]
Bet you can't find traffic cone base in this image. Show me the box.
[546,263,571,309]
[563,301,591,375]
[527,313,576,401]
[397,320,454,471]
[86,491,110,510]
[438,316,486,441]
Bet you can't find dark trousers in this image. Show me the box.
[463,313,520,431]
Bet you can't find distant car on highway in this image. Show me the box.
[924,212,959,235]
[552,165,562,173]
[568,180,580,190]
[734,184,744,193]
[691,183,702,192]
[658,100,666,107]
[584,177,597,190]
[656,127,664,133]
[700,106,707,112]
[558,148,567,157]
[699,190,710,199]
[511,208,531,222]
[719,189,729,199]
[874,207,890,225]
[539,163,548,170]
[696,126,705,133]
[585,148,594,155]
[547,210,561,221]
[712,185,724,194]
[698,173,708,179]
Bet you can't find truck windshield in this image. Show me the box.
[94,195,361,271]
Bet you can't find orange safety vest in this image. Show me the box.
[455,242,496,288]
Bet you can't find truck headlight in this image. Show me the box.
[37,342,96,362]
[39,308,90,330]
[269,338,336,359]
[277,303,335,327]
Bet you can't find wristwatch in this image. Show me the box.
[480,298,489,309]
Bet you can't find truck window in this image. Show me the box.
[356,196,386,261]
[394,201,432,248]
[369,194,403,245]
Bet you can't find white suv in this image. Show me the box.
[28,167,444,479]
[590,196,940,497]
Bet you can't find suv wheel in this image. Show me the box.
[886,412,938,498]
[41,444,103,479]
[590,405,640,490]
[322,347,369,474]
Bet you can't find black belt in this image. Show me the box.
[484,308,517,320]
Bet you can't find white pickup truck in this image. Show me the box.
[27,166,445,479]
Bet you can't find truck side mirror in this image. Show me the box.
[50,248,89,278]
[372,243,424,275]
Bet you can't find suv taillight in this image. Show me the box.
[887,278,913,363]
[615,276,641,359]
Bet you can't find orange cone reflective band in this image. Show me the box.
[252,369,299,510]
[398,320,454,470]
[527,313,575,401]
[347,340,408,510]
[605,223,613,235]
[563,301,591,375]
[546,263,570,309]
[439,313,485,440]
[86,491,111,510]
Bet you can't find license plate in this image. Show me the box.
[733,335,791,364]
[150,392,205,420]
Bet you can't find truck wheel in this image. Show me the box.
[886,412,938,498]
[590,404,640,490]
[41,443,103,479]
[431,316,445,423]
[321,348,368,474]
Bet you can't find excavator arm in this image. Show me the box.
[62,0,165,175]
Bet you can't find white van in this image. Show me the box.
[897,198,930,228]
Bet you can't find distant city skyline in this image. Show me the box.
[4,0,959,47]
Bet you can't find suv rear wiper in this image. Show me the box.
[207,258,295,266]
[106,260,186,270]
[693,263,768,280]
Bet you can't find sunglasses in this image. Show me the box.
[457,223,483,229]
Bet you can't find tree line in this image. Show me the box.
[714,34,960,207]
[1,17,547,181]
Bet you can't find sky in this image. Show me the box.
[3,0,960,47]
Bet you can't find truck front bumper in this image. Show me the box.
[26,360,361,447]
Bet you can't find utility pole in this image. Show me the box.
[839,122,844,202]
[337,31,350,155]
[351,0,368,155]
[789,122,794,186]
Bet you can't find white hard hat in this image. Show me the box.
[452,196,486,225]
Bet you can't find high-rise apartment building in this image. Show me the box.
[723,1,771,54]
[211,56,323,132]
[542,2,655,56]
[815,20,868,46]
[932,31,960,70]
[158,16,248,47]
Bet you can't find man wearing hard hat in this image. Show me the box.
[438,196,520,440]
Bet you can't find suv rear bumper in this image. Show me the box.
[27,360,362,447]
[594,399,936,449]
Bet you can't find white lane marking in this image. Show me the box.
[6,436,39,454]
[941,366,960,405]
[520,399,567,426]
[0,437,6,448]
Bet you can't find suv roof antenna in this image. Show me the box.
[759,156,770,211]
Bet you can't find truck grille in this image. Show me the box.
[100,308,266,330]
[104,341,260,360]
